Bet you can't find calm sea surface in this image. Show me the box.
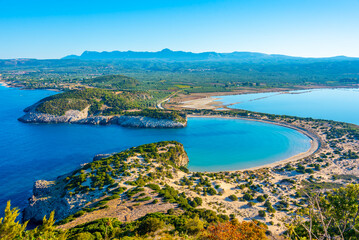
[0,85,310,210]
[214,88,359,125]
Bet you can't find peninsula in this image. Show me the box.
[18,88,187,128]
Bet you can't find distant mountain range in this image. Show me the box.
[63,49,359,63]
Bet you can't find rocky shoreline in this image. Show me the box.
[18,107,187,128]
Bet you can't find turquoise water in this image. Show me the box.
[215,88,359,125]
[0,85,310,210]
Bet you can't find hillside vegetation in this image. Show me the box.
[34,88,186,122]
[82,74,140,90]
[1,56,359,92]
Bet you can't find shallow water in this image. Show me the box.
[214,88,359,125]
[0,85,310,210]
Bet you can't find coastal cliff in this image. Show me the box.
[23,141,189,224]
[19,110,187,128]
[23,180,71,224]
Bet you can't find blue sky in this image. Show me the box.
[1,0,359,59]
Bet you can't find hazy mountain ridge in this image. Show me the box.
[62,48,359,63]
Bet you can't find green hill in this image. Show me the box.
[83,74,140,90]
[34,88,186,122]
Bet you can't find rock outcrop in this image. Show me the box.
[174,151,190,167]
[23,176,112,224]
[19,109,89,124]
[23,180,72,224]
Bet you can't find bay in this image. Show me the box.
[0,85,310,210]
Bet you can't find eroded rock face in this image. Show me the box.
[175,151,189,167]
[18,109,88,123]
[23,180,72,224]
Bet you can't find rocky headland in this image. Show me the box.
[23,141,189,224]
[18,103,187,128]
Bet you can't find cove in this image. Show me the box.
[214,88,359,125]
[0,85,310,210]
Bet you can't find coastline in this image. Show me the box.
[187,114,320,172]
[0,80,61,92]
[0,81,9,88]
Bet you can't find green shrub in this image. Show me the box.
[137,196,151,202]
[73,210,85,218]
[193,197,203,206]
[138,217,164,235]
[228,195,238,201]
[182,216,204,235]
[258,210,266,217]
[264,200,272,208]
[256,195,266,202]
[267,206,276,213]
[243,193,254,201]
[207,187,217,196]
[305,168,314,174]
[146,183,160,191]
[126,187,145,197]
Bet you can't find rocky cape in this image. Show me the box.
[18,105,187,128]
[23,142,189,224]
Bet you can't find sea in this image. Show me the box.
[0,84,311,210]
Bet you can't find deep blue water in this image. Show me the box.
[0,85,310,210]
[215,88,359,125]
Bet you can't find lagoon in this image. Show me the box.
[214,88,359,125]
[0,85,310,210]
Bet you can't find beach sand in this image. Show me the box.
[180,97,224,109]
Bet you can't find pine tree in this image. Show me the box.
[0,201,28,240]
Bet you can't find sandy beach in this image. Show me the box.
[181,97,224,109]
